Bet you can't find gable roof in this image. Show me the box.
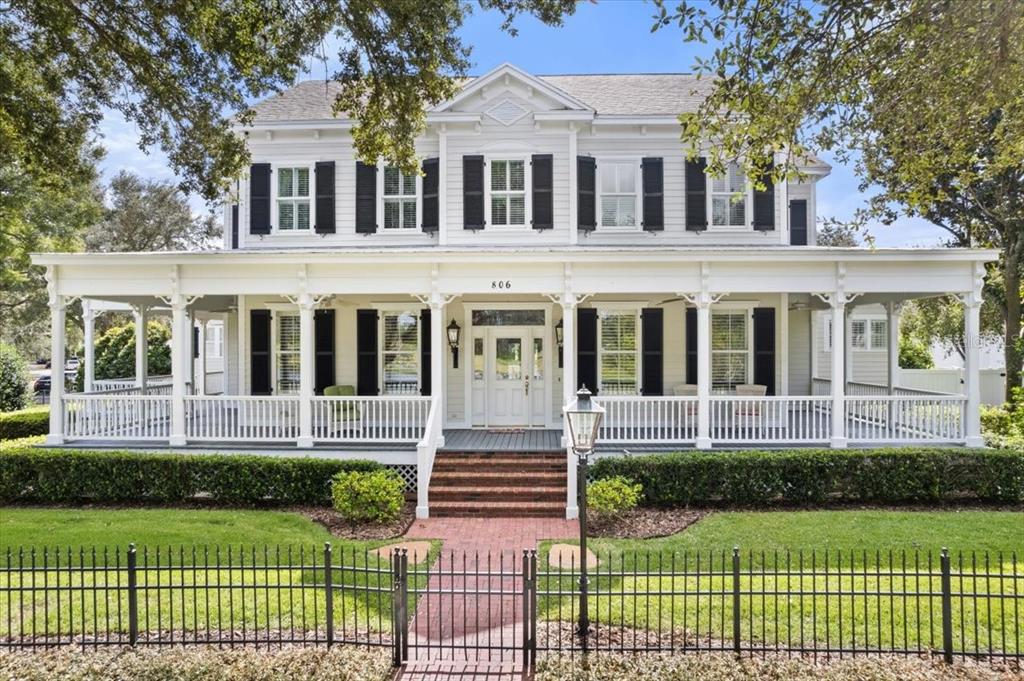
[249,71,715,122]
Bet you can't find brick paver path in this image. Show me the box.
[395,517,578,680]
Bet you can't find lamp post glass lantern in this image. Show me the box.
[564,385,604,651]
[446,319,461,368]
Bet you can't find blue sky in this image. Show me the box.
[97,0,946,247]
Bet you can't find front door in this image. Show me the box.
[488,330,530,426]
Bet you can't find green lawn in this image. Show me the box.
[540,510,1024,655]
[0,507,436,639]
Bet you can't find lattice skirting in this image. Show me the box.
[385,464,417,493]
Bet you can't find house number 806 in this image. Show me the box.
[491,280,512,290]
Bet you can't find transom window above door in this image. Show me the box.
[710,162,747,229]
[383,167,417,230]
[489,159,526,227]
[276,167,311,231]
[599,161,638,229]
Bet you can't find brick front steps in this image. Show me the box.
[428,451,567,517]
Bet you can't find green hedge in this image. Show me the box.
[0,406,49,440]
[0,447,381,506]
[590,448,1024,506]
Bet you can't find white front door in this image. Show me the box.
[488,330,531,426]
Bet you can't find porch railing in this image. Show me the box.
[812,377,956,397]
[709,395,832,444]
[595,396,698,443]
[846,395,966,443]
[63,394,172,441]
[184,395,300,442]
[311,395,431,443]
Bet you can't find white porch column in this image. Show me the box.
[830,297,848,448]
[45,279,66,445]
[416,297,447,518]
[844,307,853,385]
[561,295,578,520]
[169,297,189,446]
[963,293,984,447]
[82,300,95,393]
[886,302,900,394]
[695,300,712,449]
[134,305,148,392]
[297,295,315,448]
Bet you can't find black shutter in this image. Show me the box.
[577,308,598,394]
[641,157,664,231]
[753,168,775,231]
[356,309,378,395]
[531,154,553,230]
[641,308,664,395]
[314,161,335,234]
[314,309,335,395]
[355,161,377,234]
[230,204,239,249]
[753,307,776,395]
[685,157,707,232]
[463,155,485,230]
[685,307,697,384]
[420,308,431,396]
[249,163,271,235]
[789,199,808,245]
[421,157,439,233]
[250,310,271,395]
[577,156,596,231]
[192,326,200,359]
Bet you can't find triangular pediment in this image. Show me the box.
[432,63,592,116]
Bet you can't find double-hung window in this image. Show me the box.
[870,320,888,349]
[598,310,638,395]
[383,166,417,230]
[382,311,419,395]
[711,310,749,392]
[599,161,638,229]
[276,314,301,394]
[710,162,747,229]
[490,159,526,227]
[823,316,888,351]
[277,167,311,231]
[850,320,868,350]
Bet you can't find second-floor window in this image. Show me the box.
[490,159,526,227]
[599,160,639,229]
[710,162,746,229]
[277,167,311,231]
[383,167,417,230]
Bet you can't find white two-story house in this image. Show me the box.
[33,64,995,518]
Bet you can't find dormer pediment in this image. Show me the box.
[431,63,592,118]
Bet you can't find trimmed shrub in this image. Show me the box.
[0,342,30,412]
[331,469,405,523]
[981,386,1024,449]
[589,448,1024,507]
[0,446,381,506]
[0,406,49,440]
[587,476,642,516]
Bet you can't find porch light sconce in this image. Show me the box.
[555,318,564,368]
[447,319,461,368]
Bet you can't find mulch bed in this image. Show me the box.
[294,502,416,540]
[588,508,710,539]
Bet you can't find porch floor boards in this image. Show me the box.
[441,429,563,453]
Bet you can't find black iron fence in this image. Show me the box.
[0,545,1020,670]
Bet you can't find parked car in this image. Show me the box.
[65,357,80,371]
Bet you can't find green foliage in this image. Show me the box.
[587,476,642,516]
[898,335,933,370]
[78,321,171,387]
[899,297,1000,367]
[0,343,30,412]
[0,406,48,440]
[590,448,1024,507]
[331,469,405,523]
[981,387,1024,450]
[0,447,380,506]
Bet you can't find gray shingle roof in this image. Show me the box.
[249,73,714,122]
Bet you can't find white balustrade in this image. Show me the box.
[709,396,833,444]
[845,396,966,442]
[63,395,171,441]
[595,396,698,443]
[185,396,300,441]
[312,396,431,443]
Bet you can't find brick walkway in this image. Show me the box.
[395,517,578,680]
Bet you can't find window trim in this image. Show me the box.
[375,303,422,395]
[710,303,755,393]
[376,164,422,233]
[706,161,753,232]
[595,303,643,396]
[823,314,888,352]
[596,156,642,232]
[271,163,316,234]
[484,155,532,230]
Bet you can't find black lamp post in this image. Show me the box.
[446,319,461,368]
[564,385,604,653]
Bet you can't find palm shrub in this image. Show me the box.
[0,342,30,412]
[331,469,406,523]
